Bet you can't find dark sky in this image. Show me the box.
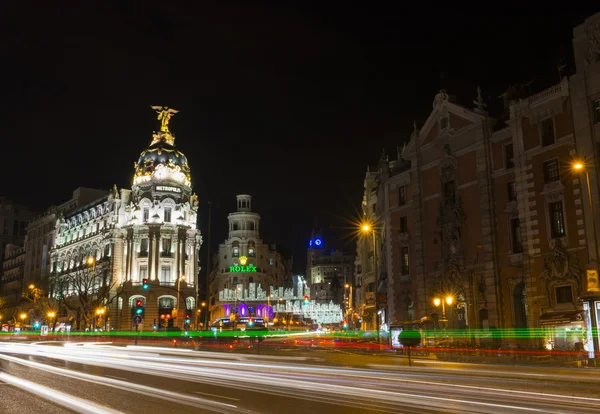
[1,3,598,273]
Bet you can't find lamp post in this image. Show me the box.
[20,312,27,330]
[345,284,353,328]
[47,311,56,332]
[573,159,600,366]
[433,296,453,337]
[361,222,380,346]
[177,275,185,328]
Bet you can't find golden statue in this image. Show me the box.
[150,106,179,133]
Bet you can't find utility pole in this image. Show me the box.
[204,201,212,330]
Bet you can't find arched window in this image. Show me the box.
[248,241,255,257]
[232,241,239,257]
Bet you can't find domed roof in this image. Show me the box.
[133,131,191,187]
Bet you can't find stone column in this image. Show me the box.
[154,230,160,283]
[148,231,154,280]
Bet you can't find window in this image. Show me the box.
[232,242,239,257]
[444,180,456,205]
[161,238,171,255]
[248,241,256,257]
[555,285,573,304]
[160,265,171,283]
[164,207,171,223]
[249,222,255,231]
[543,160,560,183]
[593,99,600,124]
[269,258,273,265]
[510,218,523,254]
[233,222,239,231]
[507,181,517,202]
[139,266,147,282]
[140,238,148,255]
[399,216,408,233]
[549,201,565,238]
[398,185,406,206]
[143,208,149,223]
[541,118,555,146]
[504,143,514,169]
[400,246,409,275]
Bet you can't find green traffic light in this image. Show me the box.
[136,308,143,314]
[143,285,148,290]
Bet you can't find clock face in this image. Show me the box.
[239,256,248,266]
[314,238,322,246]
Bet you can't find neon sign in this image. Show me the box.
[314,238,322,246]
[230,265,257,273]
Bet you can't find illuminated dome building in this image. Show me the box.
[50,107,202,331]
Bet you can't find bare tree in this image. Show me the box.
[52,262,115,331]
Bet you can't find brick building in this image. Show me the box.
[357,12,600,349]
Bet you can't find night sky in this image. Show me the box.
[2,3,598,273]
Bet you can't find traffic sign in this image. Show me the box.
[132,315,143,325]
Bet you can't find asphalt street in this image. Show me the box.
[1,340,600,413]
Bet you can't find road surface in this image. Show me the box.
[1,340,599,413]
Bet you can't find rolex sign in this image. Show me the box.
[587,269,600,293]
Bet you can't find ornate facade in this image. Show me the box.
[209,195,290,321]
[357,12,600,349]
[49,108,202,331]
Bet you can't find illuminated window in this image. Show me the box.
[248,241,255,257]
[401,247,409,275]
[232,241,239,257]
[143,208,149,223]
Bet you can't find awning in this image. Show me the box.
[540,310,583,326]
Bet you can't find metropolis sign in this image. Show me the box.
[155,185,181,193]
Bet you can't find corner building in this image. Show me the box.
[50,112,201,330]
[209,195,289,321]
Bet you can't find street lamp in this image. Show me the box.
[345,284,353,327]
[573,159,600,366]
[96,308,106,331]
[433,296,453,337]
[361,221,380,346]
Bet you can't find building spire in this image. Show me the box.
[473,86,488,115]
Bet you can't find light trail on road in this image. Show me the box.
[1,341,599,413]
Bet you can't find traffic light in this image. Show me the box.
[303,295,310,305]
[142,278,149,290]
[134,299,144,315]
[184,311,191,324]
[33,320,40,329]
[343,319,348,329]
[248,318,254,327]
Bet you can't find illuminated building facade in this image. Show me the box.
[49,108,202,330]
[209,195,291,321]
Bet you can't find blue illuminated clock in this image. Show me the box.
[314,238,322,246]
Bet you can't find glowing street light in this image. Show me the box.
[433,296,454,323]
[360,221,381,345]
